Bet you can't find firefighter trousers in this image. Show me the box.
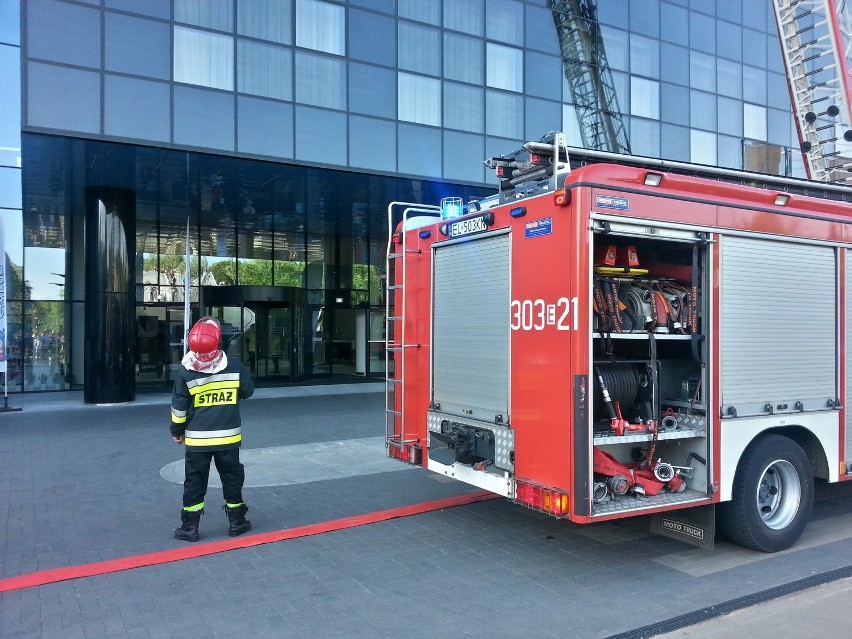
[182,448,245,508]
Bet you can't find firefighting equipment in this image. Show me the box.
[188,316,222,362]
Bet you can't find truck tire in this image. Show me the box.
[716,434,813,552]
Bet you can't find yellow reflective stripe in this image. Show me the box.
[185,434,241,447]
[188,380,240,395]
[226,502,244,508]
[172,414,187,424]
[184,503,204,512]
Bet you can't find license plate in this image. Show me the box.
[448,215,488,238]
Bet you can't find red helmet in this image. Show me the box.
[188,317,222,361]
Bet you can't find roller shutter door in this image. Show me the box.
[720,236,836,417]
[432,233,510,422]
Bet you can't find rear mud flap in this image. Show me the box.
[649,504,715,550]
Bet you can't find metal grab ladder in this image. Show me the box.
[773,0,852,181]
[384,203,440,457]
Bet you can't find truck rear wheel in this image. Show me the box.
[716,434,813,552]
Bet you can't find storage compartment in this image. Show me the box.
[590,232,711,515]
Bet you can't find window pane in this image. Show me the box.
[744,103,767,141]
[690,129,717,164]
[175,0,234,31]
[486,0,523,45]
[526,51,561,101]
[295,106,346,164]
[487,43,523,92]
[601,26,629,72]
[742,65,767,104]
[444,33,482,85]
[631,0,660,37]
[0,44,21,167]
[238,40,292,100]
[486,90,522,139]
[661,43,689,85]
[106,13,171,80]
[238,0,291,44]
[398,73,441,126]
[717,59,742,98]
[174,86,235,151]
[296,0,345,55]
[661,3,688,46]
[349,62,396,119]
[27,63,101,134]
[717,20,742,61]
[717,96,743,137]
[444,82,483,133]
[444,0,483,35]
[661,123,690,161]
[661,83,689,126]
[742,28,767,68]
[174,27,234,91]
[349,115,396,172]
[399,0,439,25]
[630,34,659,77]
[105,75,171,142]
[237,96,294,158]
[295,52,344,109]
[349,9,395,65]
[399,23,440,76]
[630,118,660,157]
[690,11,715,53]
[690,51,715,92]
[690,90,715,130]
[106,0,170,19]
[27,0,100,68]
[0,0,20,45]
[630,77,659,119]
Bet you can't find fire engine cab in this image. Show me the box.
[385,131,852,552]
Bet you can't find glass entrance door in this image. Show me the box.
[243,303,305,383]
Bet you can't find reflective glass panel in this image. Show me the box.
[486,0,523,45]
[296,0,345,55]
[399,23,441,76]
[106,13,171,80]
[349,9,395,65]
[661,3,688,46]
[27,0,100,68]
[630,118,660,157]
[717,59,742,98]
[238,40,292,100]
[630,34,659,77]
[349,63,396,119]
[444,83,483,133]
[717,96,743,137]
[485,91,522,139]
[295,52,344,109]
[399,0,439,25]
[690,90,715,130]
[689,11,715,53]
[486,43,523,92]
[238,0,291,44]
[398,73,441,126]
[690,129,717,165]
[174,27,234,91]
[444,33,483,85]
[630,77,659,119]
[690,51,715,92]
[444,0,483,36]
[744,103,767,141]
[175,0,233,31]
[0,43,20,167]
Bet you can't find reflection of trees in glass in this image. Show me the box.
[142,254,307,287]
[353,264,382,304]
[30,300,64,334]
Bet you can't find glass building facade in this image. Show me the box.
[2,0,801,397]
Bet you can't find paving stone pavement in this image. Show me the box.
[2,384,852,638]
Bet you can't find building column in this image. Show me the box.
[84,187,135,404]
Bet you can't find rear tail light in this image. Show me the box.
[554,189,570,207]
[513,479,570,518]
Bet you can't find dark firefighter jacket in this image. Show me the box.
[170,358,255,451]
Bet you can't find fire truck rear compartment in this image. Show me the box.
[591,232,711,516]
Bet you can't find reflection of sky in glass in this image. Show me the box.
[24,246,65,300]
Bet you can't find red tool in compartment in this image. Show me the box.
[610,401,656,436]
[593,448,685,497]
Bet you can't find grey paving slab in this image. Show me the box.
[3,386,852,638]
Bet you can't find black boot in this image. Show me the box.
[223,504,251,537]
[174,509,202,542]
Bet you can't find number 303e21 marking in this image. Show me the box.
[510,297,578,331]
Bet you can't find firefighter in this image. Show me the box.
[170,316,255,542]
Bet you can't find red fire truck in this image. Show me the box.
[384,132,852,552]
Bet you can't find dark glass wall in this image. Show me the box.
[20,133,492,393]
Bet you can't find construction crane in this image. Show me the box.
[549,0,631,154]
[773,0,852,181]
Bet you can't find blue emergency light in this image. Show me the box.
[440,197,464,220]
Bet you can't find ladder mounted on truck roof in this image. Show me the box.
[482,131,852,208]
